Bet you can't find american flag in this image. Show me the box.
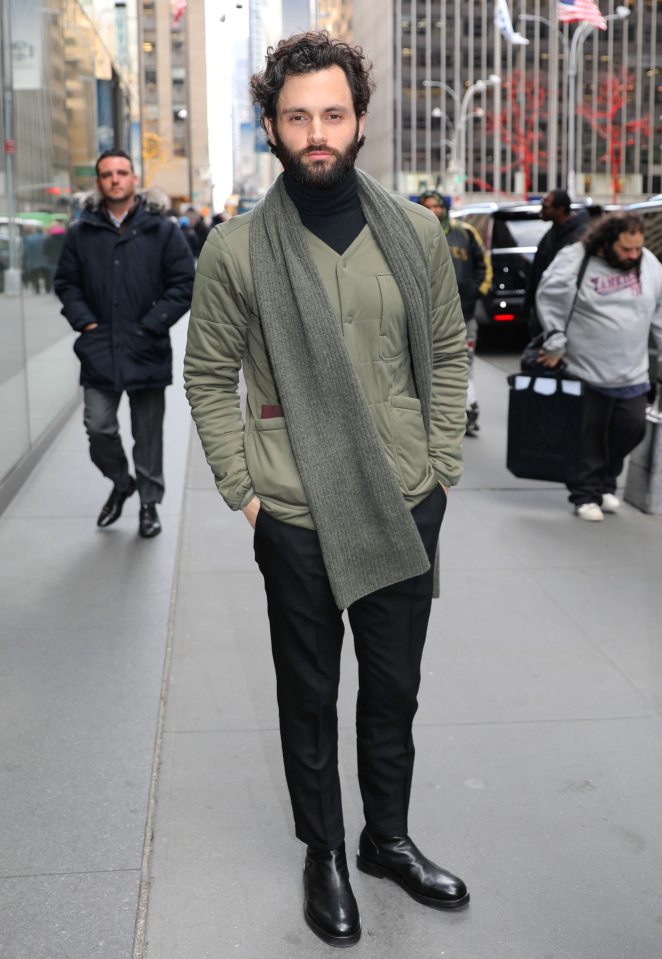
[557,0,607,29]
[171,0,187,28]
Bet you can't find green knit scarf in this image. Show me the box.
[249,169,434,609]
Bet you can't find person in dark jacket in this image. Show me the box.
[419,190,492,435]
[54,148,195,538]
[523,190,590,337]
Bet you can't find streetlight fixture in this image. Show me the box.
[518,6,630,198]
[423,75,500,204]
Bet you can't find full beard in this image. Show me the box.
[604,244,642,274]
[271,125,364,190]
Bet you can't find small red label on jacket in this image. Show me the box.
[261,404,283,419]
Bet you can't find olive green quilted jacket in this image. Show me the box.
[184,197,468,529]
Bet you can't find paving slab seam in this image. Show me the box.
[163,713,658,737]
[410,713,657,727]
[131,428,194,959]
[0,868,141,881]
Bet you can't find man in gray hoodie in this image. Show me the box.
[536,212,662,521]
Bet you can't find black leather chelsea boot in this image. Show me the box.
[303,843,361,947]
[356,828,470,910]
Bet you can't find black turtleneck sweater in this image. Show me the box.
[283,169,367,255]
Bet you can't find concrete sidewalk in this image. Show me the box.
[1,341,661,959]
[145,355,662,959]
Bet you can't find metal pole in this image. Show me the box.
[1,0,21,294]
[184,10,194,203]
[567,10,630,199]
[567,22,593,199]
[422,80,460,195]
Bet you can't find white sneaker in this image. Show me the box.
[575,503,604,522]
[600,493,621,513]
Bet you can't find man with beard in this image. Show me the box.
[184,32,469,947]
[536,212,662,521]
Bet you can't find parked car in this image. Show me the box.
[450,200,602,331]
[623,198,662,385]
[624,197,662,263]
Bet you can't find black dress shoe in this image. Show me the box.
[139,503,162,538]
[97,477,136,527]
[303,843,361,947]
[356,828,469,910]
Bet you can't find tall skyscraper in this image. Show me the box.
[140,0,211,206]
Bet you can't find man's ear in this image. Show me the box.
[263,116,275,146]
[358,113,366,141]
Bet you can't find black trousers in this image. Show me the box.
[567,386,647,506]
[253,486,446,851]
[83,387,166,505]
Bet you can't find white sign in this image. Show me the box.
[11,0,43,91]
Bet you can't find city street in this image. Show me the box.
[1,321,661,959]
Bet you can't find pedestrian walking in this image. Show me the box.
[54,148,195,538]
[22,227,50,293]
[418,190,491,435]
[185,32,469,948]
[44,222,67,290]
[523,189,590,337]
[536,211,662,521]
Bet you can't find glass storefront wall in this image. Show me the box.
[0,0,138,490]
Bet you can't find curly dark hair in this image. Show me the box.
[250,32,375,133]
[583,211,645,257]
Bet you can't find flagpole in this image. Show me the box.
[567,21,593,199]
[547,7,559,189]
[566,6,630,198]
[494,13,501,198]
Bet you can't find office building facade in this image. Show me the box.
[350,0,661,202]
[140,0,210,207]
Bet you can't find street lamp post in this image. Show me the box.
[430,106,456,189]
[518,7,630,199]
[423,75,500,205]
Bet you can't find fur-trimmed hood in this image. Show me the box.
[82,187,171,216]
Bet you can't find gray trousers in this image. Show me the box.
[83,387,166,504]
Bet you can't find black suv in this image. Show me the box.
[450,202,549,330]
[450,201,603,331]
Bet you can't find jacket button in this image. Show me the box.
[114,259,120,265]
[345,314,353,324]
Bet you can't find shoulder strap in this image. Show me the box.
[565,250,591,333]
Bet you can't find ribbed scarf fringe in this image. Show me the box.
[249,170,433,609]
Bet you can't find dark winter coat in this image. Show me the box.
[524,208,590,335]
[54,192,195,392]
[444,221,492,321]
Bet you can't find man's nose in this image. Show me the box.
[308,118,325,142]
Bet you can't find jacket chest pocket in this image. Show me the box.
[376,274,408,360]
